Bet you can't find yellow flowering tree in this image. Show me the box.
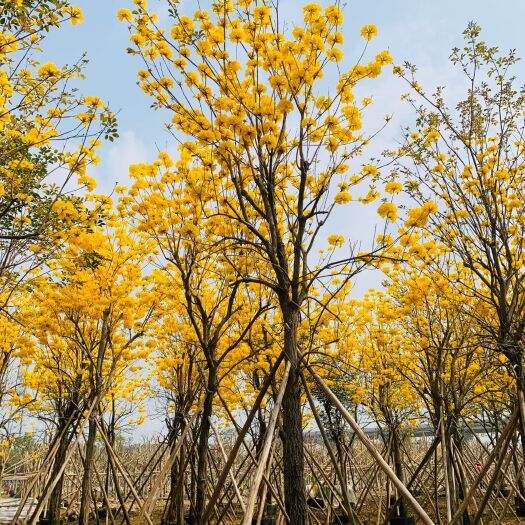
[0,0,117,313]
[119,1,392,520]
[0,292,35,477]
[152,295,202,525]
[20,224,156,525]
[122,153,270,523]
[383,260,512,520]
[349,292,420,520]
[390,23,525,490]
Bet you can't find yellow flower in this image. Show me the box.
[392,65,403,75]
[424,130,440,145]
[117,8,133,22]
[360,24,378,41]
[376,50,392,65]
[64,5,84,25]
[14,216,32,226]
[303,3,322,23]
[377,202,398,222]
[405,201,437,227]
[277,98,293,113]
[424,201,438,214]
[328,234,345,247]
[38,62,60,79]
[253,6,271,25]
[325,5,343,25]
[84,96,104,109]
[179,16,194,32]
[158,151,174,168]
[334,191,352,204]
[53,200,79,221]
[362,164,378,176]
[359,188,380,204]
[385,181,402,194]
[78,175,97,191]
[326,48,343,62]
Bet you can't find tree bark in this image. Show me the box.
[165,417,186,525]
[514,356,525,506]
[79,417,97,525]
[48,424,71,525]
[195,365,216,524]
[391,428,407,518]
[281,309,308,525]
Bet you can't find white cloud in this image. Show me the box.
[97,130,152,193]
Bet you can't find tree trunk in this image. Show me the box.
[450,429,470,525]
[281,309,308,525]
[512,355,525,509]
[510,433,525,506]
[48,425,71,525]
[105,398,116,498]
[165,417,186,525]
[195,366,216,524]
[189,441,197,520]
[79,417,97,525]
[255,376,270,510]
[106,437,132,525]
[391,428,407,518]
[334,435,352,514]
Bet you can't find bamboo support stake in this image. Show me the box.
[255,483,268,525]
[439,416,452,522]
[96,420,154,525]
[11,414,78,525]
[356,439,391,513]
[383,434,442,525]
[302,374,359,523]
[469,430,515,525]
[205,451,238,524]
[27,402,97,525]
[140,411,198,517]
[117,434,171,517]
[91,458,117,525]
[452,442,492,521]
[217,400,289,521]
[449,407,518,525]
[463,418,523,504]
[214,447,254,523]
[241,361,290,525]
[200,353,285,525]
[307,364,436,525]
[304,447,343,510]
[210,418,246,513]
[108,443,132,525]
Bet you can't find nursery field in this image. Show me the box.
[1,0,525,524]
